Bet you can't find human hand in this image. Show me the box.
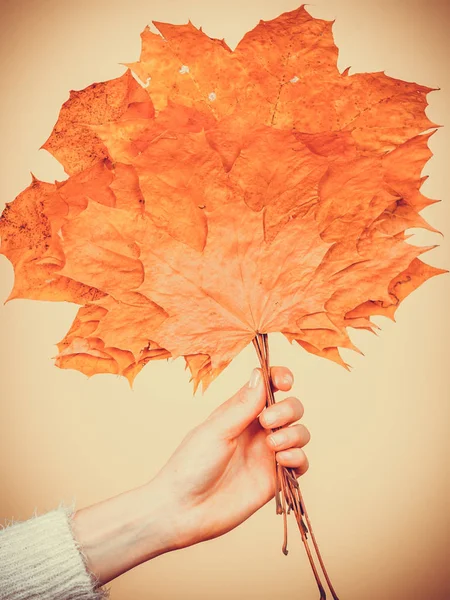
[71,367,310,587]
[149,366,310,550]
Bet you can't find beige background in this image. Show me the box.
[0,1,449,598]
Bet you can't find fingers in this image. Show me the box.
[267,424,310,476]
[270,366,294,392]
[260,396,310,477]
[204,367,295,441]
[205,368,266,440]
[276,448,309,476]
[266,423,310,452]
[259,396,304,430]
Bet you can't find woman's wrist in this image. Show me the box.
[71,479,181,587]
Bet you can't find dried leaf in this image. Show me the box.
[0,5,446,390]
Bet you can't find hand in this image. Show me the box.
[71,367,310,587]
[150,366,310,549]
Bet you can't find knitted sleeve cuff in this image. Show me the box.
[0,501,111,600]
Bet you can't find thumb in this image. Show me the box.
[208,369,267,440]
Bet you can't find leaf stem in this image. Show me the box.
[252,333,340,600]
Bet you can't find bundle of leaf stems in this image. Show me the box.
[253,333,340,600]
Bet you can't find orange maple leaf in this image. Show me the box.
[1,7,447,596]
[0,4,445,395]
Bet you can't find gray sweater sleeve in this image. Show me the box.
[0,503,111,600]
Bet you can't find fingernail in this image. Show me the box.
[268,432,286,447]
[283,373,293,386]
[248,368,261,389]
[264,411,278,426]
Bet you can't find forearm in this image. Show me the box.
[71,480,178,587]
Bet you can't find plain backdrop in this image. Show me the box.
[0,1,449,599]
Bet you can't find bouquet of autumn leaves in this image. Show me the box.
[0,6,445,599]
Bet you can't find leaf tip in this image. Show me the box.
[4,288,19,304]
